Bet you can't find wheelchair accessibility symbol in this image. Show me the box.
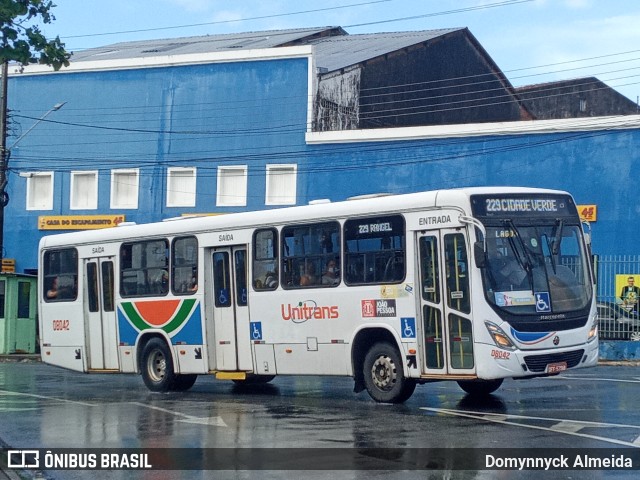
[401,317,416,339]
[535,292,551,313]
[250,322,263,341]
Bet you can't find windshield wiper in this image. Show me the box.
[504,220,532,270]
[504,220,534,287]
[551,219,564,256]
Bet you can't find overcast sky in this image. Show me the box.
[41,0,640,102]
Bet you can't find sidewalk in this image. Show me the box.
[0,355,40,363]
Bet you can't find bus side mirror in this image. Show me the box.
[474,241,486,269]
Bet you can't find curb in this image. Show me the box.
[0,355,40,363]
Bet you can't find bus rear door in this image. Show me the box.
[209,246,252,371]
[83,257,119,370]
[417,230,476,376]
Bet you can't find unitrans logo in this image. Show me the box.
[281,301,339,323]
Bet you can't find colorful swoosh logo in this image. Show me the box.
[120,298,197,335]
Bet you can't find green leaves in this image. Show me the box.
[0,0,69,70]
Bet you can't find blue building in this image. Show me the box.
[4,27,640,273]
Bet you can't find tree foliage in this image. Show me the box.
[0,0,69,70]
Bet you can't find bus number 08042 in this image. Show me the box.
[52,319,70,331]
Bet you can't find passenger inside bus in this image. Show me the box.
[299,260,317,286]
[491,253,527,291]
[46,277,59,299]
[321,258,340,285]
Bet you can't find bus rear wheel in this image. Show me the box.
[363,342,416,403]
[141,338,177,392]
[457,378,503,396]
[173,374,198,391]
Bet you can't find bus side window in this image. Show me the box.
[172,236,198,294]
[253,229,278,291]
[344,215,405,285]
[281,222,340,289]
[43,248,78,302]
[120,240,169,297]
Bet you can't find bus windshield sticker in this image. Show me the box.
[494,291,535,307]
[535,292,552,312]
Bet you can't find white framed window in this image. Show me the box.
[70,171,98,210]
[266,164,297,205]
[25,172,54,210]
[167,167,196,207]
[217,166,247,207]
[110,169,139,209]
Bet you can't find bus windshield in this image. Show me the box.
[482,223,592,315]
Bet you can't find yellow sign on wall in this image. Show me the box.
[577,205,597,222]
[38,215,126,230]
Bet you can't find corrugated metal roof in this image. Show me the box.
[69,27,341,62]
[69,26,465,72]
[311,28,464,72]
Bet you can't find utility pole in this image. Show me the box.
[0,61,64,262]
[0,60,9,261]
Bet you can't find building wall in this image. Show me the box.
[5,51,640,275]
[314,31,528,132]
[516,78,639,120]
[305,120,640,257]
[358,32,525,128]
[6,56,310,271]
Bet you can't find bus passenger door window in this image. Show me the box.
[418,235,446,372]
[444,232,474,371]
[213,252,231,307]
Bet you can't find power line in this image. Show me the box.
[344,0,533,29]
[59,1,393,40]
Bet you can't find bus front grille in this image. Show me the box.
[523,349,585,373]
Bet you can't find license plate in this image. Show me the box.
[547,362,567,374]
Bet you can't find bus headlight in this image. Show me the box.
[588,314,598,342]
[485,321,515,350]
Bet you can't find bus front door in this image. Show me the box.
[418,230,475,376]
[210,247,251,371]
[84,257,119,370]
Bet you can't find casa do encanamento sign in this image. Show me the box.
[38,215,126,230]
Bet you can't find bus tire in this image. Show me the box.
[141,338,176,392]
[457,378,503,396]
[363,342,416,403]
[172,374,198,391]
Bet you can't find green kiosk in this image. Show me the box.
[0,270,38,354]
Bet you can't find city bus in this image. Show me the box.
[38,187,598,403]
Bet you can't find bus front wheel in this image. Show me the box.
[457,378,503,396]
[141,338,177,392]
[363,342,416,403]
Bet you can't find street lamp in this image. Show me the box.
[9,101,66,149]
[0,97,66,260]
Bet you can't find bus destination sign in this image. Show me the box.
[470,194,577,219]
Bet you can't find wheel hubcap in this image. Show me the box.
[148,350,166,382]
[371,355,397,390]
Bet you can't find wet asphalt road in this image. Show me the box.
[1,361,639,479]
